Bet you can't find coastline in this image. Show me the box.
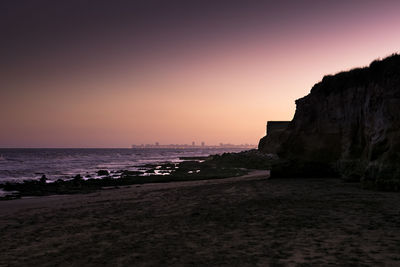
[1,170,400,266]
[0,149,273,199]
[0,147,249,184]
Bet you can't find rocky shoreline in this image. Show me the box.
[0,150,273,200]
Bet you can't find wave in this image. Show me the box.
[0,156,23,163]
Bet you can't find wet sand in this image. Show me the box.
[1,170,400,266]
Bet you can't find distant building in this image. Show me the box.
[201,141,205,147]
[266,121,290,135]
[192,141,195,146]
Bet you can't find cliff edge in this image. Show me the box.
[259,54,400,190]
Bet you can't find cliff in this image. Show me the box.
[259,54,400,189]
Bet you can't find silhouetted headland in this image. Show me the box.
[259,54,400,190]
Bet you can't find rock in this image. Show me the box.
[121,170,142,176]
[73,174,82,180]
[97,170,109,176]
[259,54,400,188]
[40,175,47,183]
[209,149,278,169]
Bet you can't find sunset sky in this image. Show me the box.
[1,0,400,148]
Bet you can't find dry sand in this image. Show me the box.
[1,170,400,266]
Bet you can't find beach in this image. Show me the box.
[1,171,400,266]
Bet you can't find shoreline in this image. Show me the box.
[0,150,274,199]
[0,147,250,185]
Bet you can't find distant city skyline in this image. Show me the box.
[131,142,256,149]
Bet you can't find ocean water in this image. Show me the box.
[0,148,248,183]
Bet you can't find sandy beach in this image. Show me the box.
[1,171,400,266]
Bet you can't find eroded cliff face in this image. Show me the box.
[259,54,400,189]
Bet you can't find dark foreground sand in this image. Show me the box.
[1,170,400,266]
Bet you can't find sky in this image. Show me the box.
[1,0,400,148]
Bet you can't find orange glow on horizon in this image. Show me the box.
[1,1,400,147]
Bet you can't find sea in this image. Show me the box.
[0,148,249,184]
